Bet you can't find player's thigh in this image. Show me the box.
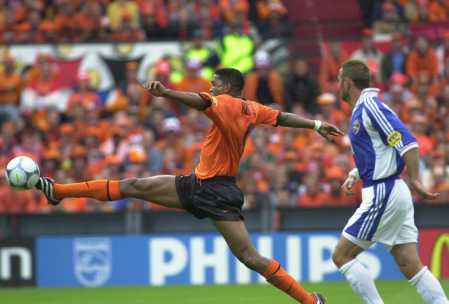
[213,220,258,258]
[120,175,182,209]
[390,242,423,279]
[332,235,366,267]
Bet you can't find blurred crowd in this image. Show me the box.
[0,0,287,43]
[1,1,449,215]
[359,0,449,33]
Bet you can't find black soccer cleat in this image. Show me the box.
[36,177,60,205]
[312,292,327,304]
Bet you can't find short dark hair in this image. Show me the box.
[341,60,371,90]
[215,68,245,92]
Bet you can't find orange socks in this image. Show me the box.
[263,259,315,304]
[54,180,122,201]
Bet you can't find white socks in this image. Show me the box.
[340,259,384,304]
[409,266,449,304]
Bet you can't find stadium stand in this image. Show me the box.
[0,0,449,215]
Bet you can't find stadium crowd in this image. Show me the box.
[0,0,287,43]
[1,0,449,214]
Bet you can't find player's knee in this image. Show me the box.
[396,254,422,278]
[332,250,352,268]
[237,247,261,271]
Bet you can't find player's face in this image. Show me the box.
[210,75,228,96]
[338,68,350,102]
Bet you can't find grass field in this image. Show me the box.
[1,281,448,304]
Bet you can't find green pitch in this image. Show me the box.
[1,280,448,304]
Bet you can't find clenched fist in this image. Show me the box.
[141,81,169,97]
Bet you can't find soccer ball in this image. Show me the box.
[5,156,40,190]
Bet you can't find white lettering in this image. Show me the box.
[257,236,273,283]
[190,237,228,285]
[309,236,338,282]
[149,239,187,285]
[0,247,32,280]
[286,236,302,281]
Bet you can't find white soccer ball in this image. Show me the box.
[5,156,40,190]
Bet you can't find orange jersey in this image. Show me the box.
[195,93,280,179]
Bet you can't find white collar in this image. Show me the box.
[353,88,380,113]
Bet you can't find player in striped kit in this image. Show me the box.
[332,60,449,304]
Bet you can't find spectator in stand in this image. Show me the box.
[406,36,439,83]
[297,173,328,208]
[436,31,449,75]
[383,73,414,110]
[120,62,150,118]
[0,7,15,43]
[110,15,146,42]
[315,93,347,128]
[351,29,383,80]
[54,2,81,42]
[380,32,409,84]
[176,59,211,94]
[410,113,434,157]
[373,1,407,34]
[155,117,191,176]
[107,0,140,32]
[0,174,46,214]
[284,58,320,113]
[0,55,22,123]
[138,0,169,39]
[219,21,255,74]
[76,2,105,42]
[321,167,357,207]
[185,30,218,80]
[427,0,449,22]
[66,73,101,116]
[243,51,284,106]
[319,40,348,93]
[176,59,211,113]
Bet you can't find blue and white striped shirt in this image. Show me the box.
[349,88,418,187]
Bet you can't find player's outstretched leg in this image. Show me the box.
[36,175,182,209]
[332,236,384,304]
[391,243,449,304]
[214,220,325,304]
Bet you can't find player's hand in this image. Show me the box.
[410,179,440,200]
[141,81,169,97]
[317,122,344,142]
[341,175,357,195]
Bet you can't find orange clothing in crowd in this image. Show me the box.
[406,49,439,80]
[110,28,145,42]
[297,191,329,207]
[195,93,280,179]
[428,0,449,22]
[0,71,22,106]
[0,185,47,213]
[319,192,357,207]
[243,71,285,105]
[66,91,101,113]
[176,76,211,93]
[319,49,348,92]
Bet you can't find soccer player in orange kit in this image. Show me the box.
[36,68,343,304]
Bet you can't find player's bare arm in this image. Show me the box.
[277,112,344,141]
[402,147,439,200]
[142,80,208,110]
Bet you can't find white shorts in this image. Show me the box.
[343,178,418,251]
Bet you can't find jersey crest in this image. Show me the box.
[387,131,402,147]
